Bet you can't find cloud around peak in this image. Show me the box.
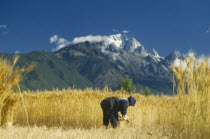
[50,34,125,52]
[72,35,106,44]
[50,35,106,52]
[15,50,20,54]
[50,35,58,43]
[50,35,70,52]
[50,33,142,52]
[122,30,129,34]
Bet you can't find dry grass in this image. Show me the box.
[9,88,208,138]
[0,54,209,138]
[0,56,33,127]
[9,89,177,138]
[0,55,33,102]
[0,56,20,110]
[0,126,171,139]
[172,54,210,138]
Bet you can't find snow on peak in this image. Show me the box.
[150,49,159,56]
[166,49,181,60]
[147,48,164,60]
[103,34,124,48]
[102,34,142,50]
[50,34,143,52]
[50,34,163,61]
[134,45,148,57]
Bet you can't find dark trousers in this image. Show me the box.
[100,98,118,128]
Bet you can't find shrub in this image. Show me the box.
[118,75,135,94]
[142,87,151,96]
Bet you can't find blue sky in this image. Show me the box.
[0,0,210,56]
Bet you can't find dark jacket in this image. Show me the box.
[100,97,129,117]
[116,98,129,115]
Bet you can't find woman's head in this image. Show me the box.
[127,96,136,106]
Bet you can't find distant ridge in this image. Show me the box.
[0,34,183,94]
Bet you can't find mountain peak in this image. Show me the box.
[103,34,142,51]
[52,34,143,52]
[133,45,148,57]
[168,49,181,59]
[53,34,166,62]
[151,48,158,56]
[164,49,182,66]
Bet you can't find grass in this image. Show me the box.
[0,126,170,139]
[9,88,208,138]
[0,56,32,127]
[0,54,209,138]
[172,53,210,138]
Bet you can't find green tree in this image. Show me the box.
[142,87,151,96]
[118,75,135,93]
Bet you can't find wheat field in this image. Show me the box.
[1,88,208,139]
[1,89,184,139]
[0,54,210,139]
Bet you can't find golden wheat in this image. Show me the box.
[9,88,207,138]
[0,54,209,138]
[0,56,33,127]
[172,54,210,138]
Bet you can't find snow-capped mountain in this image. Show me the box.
[55,34,176,78]
[163,50,183,66]
[55,34,164,62]
[51,34,184,94]
[0,34,185,94]
[94,34,144,53]
[101,34,164,62]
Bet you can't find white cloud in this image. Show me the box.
[58,38,67,44]
[53,44,67,52]
[173,52,210,71]
[0,25,7,29]
[15,50,20,54]
[206,27,210,33]
[50,33,137,52]
[50,35,108,52]
[50,35,58,43]
[50,35,71,52]
[71,34,125,48]
[122,30,129,34]
[72,35,106,44]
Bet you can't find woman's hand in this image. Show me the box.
[122,115,128,120]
